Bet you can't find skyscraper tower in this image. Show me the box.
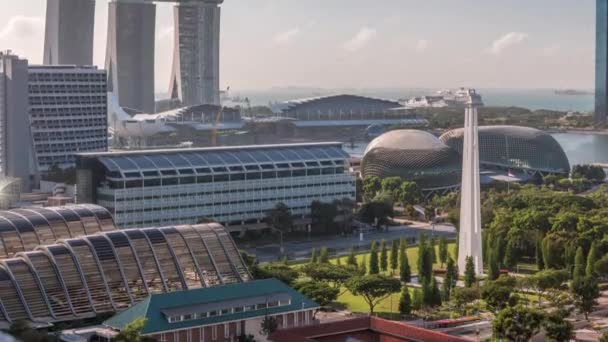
[596,0,608,125]
[169,0,223,106]
[458,89,483,275]
[43,0,95,65]
[105,0,156,113]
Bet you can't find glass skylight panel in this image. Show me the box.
[203,153,223,166]
[99,157,120,172]
[231,151,255,164]
[146,155,174,169]
[109,157,139,171]
[182,153,207,168]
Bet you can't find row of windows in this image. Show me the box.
[104,168,347,189]
[33,123,106,131]
[113,205,314,227]
[33,131,107,140]
[159,312,311,342]
[167,300,291,324]
[29,96,106,106]
[29,73,106,83]
[29,84,106,93]
[30,107,106,115]
[112,193,353,214]
[102,181,354,201]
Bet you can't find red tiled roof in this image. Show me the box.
[269,316,469,342]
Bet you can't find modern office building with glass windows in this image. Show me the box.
[75,143,356,231]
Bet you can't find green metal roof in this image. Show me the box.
[104,279,319,335]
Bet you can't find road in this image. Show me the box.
[243,222,456,263]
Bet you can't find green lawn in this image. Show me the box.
[322,242,456,315]
[328,242,456,275]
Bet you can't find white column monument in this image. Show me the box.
[458,89,484,275]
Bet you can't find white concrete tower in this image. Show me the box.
[458,89,484,275]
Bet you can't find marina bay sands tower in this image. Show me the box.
[457,89,484,276]
[43,0,223,113]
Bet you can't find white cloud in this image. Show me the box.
[0,16,43,40]
[273,28,301,45]
[486,32,529,55]
[415,39,430,53]
[343,27,377,52]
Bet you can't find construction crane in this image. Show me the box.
[211,86,230,146]
[211,105,225,146]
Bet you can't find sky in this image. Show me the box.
[0,0,597,92]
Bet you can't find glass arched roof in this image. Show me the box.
[0,204,116,259]
[90,143,349,177]
[0,223,250,324]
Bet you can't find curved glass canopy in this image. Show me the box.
[0,205,117,259]
[0,223,250,324]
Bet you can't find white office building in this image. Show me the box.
[0,52,107,190]
[29,65,108,171]
[75,143,356,231]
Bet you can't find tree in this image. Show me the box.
[381,176,403,202]
[116,318,155,342]
[399,248,411,282]
[301,263,357,291]
[417,234,433,283]
[346,274,401,314]
[487,248,500,281]
[573,246,586,284]
[390,239,399,273]
[398,181,421,207]
[265,202,293,235]
[586,242,599,277]
[464,256,476,288]
[311,201,338,234]
[503,238,518,269]
[438,237,448,268]
[429,277,442,307]
[595,254,608,278]
[359,255,367,275]
[572,275,600,320]
[260,316,278,337]
[380,240,388,272]
[369,241,379,274]
[492,305,544,342]
[482,279,516,313]
[310,248,317,264]
[536,236,545,271]
[523,269,569,307]
[253,264,300,286]
[294,281,339,307]
[358,199,394,230]
[347,247,357,266]
[363,176,382,201]
[411,288,423,312]
[319,247,329,263]
[543,311,573,342]
[443,257,458,300]
[429,237,437,263]
[398,285,411,315]
[452,287,480,313]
